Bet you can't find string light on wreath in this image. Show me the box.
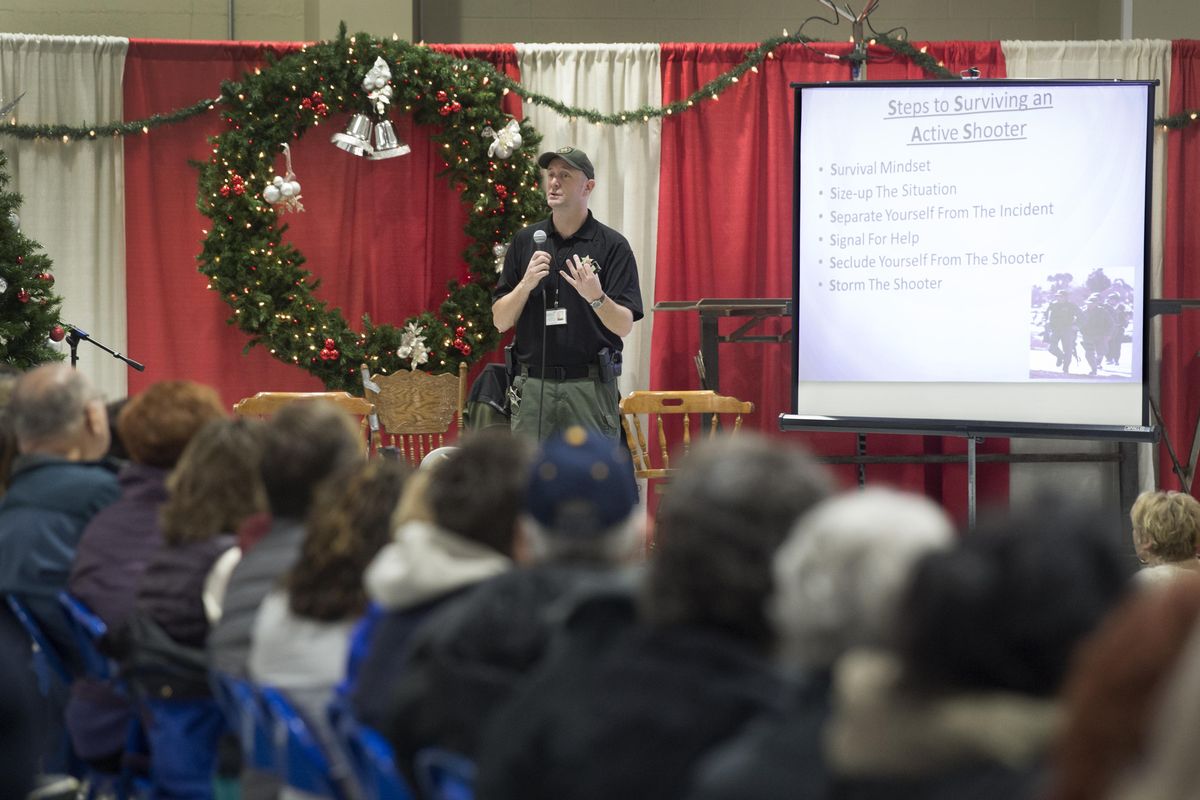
[482,118,522,159]
[263,143,304,213]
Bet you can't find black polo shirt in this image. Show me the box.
[494,212,644,369]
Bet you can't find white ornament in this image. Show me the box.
[374,76,387,90]
[362,76,374,91]
[280,181,297,198]
[7,211,18,230]
[483,118,523,160]
[0,277,7,293]
[288,180,301,196]
[273,176,285,187]
[263,184,282,203]
[397,322,430,370]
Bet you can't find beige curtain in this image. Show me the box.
[515,43,662,399]
[0,34,128,401]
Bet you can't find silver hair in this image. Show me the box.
[521,511,642,565]
[9,366,96,447]
[770,486,954,668]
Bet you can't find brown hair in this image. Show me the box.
[259,401,363,518]
[161,418,269,545]
[1049,576,1200,800]
[287,459,410,621]
[118,380,225,468]
[1132,490,1200,563]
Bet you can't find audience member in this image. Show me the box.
[690,487,954,800]
[350,429,531,732]
[476,433,832,800]
[0,364,115,771]
[134,417,268,652]
[207,400,362,677]
[0,621,39,800]
[1105,588,1200,800]
[823,498,1130,800]
[0,364,116,654]
[384,426,642,766]
[249,459,408,797]
[64,380,224,767]
[1048,575,1200,800]
[1129,490,1200,584]
[104,398,130,464]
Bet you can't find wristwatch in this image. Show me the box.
[588,295,606,310]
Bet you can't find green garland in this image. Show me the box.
[197,27,545,390]
[3,96,216,141]
[3,32,1199,138]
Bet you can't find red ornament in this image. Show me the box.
[495,185,508,198]
[49,324,65,342]
[220,185,231,197]
[16,256,23,265]
[438,105,451,117]
[460,343,472,356]
[233,184,245,196]
[37,272,54,284]
[301,98,312,109]
[16,289,30,303]
[450,101,462,113]
[316,103,328,116]
[436,90,448,102]
[324,338,335,348]
[455,326,466,337]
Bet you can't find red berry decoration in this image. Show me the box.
[436,90,448,102]
[16,289,30,303]
[16,255,23,265]
[50,325,65,342]
[438,105,451,117]
[450,101,462,113]
[220,185,231,197]
[316,104,328,116]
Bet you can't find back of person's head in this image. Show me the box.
[9,363,109,459]
[117,380,225,469]
[426,429,533,558]
[519,426,642,565]
[1049,575,1200,800]
[105,398,130,462]
[259,400,363,518]
[641,433,833,650]
[771,487,955,669]
[1131,490,1200,565]
[161,417,269,546]
[898,496,1131,697]
[288,459,411,621]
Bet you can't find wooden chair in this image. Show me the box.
[362,362,468,466]
[232,391,375,452]
[619,390,754,483]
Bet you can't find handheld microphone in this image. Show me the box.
[531,229,549,296]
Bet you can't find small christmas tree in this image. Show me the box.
[0,147,65,368]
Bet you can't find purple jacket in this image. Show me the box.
[68,462,170,630]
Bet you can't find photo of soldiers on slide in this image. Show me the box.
[1044,290,1081,373]
[1079,294,1118,376]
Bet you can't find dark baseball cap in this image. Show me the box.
[525,426,637,536]
[537,146,595,180]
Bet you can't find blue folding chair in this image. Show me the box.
[57,593,155,799]
[328,698,414,800]
[58,591,120,682]
[210,671,276,774]
[260,686,349,799]
[140,695,226,800]
[5,593,71,693]
[414,748,476,800]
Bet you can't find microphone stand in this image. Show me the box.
[65,324,146,372]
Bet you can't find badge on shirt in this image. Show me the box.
[546,307,567,326]
[579,255,600,274]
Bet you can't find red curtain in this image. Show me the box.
[652,41,1006,519]
[123,40,519,408]
[1160,41,1200,491]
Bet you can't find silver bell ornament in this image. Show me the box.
[331,113,374,157]
[369,119,411,160]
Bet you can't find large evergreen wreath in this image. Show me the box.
[197,27,545,391]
